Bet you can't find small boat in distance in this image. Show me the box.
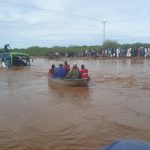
[48,76,90,87]
[0,52,30,68]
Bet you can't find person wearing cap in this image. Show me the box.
[80,64,89,80]
[66,63,80,79]
[54,64,66,78]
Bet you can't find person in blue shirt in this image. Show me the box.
[101,140,150,150]
[54,64,66,78]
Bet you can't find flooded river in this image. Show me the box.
[0,58,150,150]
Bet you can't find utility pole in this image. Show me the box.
[101,21,107,44]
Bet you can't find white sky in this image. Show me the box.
[0,0,150,48]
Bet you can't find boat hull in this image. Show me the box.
[48,77,89,87]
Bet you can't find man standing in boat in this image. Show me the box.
[64,61,70,75]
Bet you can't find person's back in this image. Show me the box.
[64,61,70,73]
[68,63,80,79]
[80,64,89,79]
[55,64,66,78]
[71,68,80,79]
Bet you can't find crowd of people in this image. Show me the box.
[48,61,89,80]
[83,47,150,58]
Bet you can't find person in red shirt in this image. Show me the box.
[64,61,70,74]
[80,64,89,80]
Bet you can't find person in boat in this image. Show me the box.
[55,64,66,78]
[3,44,11,53]
[80,64,89,80]
[64,61,70,74]
[48,64,55,77]
[66,63,81,79]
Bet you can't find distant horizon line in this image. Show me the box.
[1,42,150,49]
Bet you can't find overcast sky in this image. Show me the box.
[0,0,150,48]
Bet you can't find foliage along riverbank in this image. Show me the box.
[0,45,100,57]
[1,41,150,58]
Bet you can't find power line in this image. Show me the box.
[28,32,99,38]
[0,1,101,38]
[0,1,103,46]
[0,30,99,40]
[0,20,99,31]
[0,0,100,22]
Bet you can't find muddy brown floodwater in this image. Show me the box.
[0,58,150,150]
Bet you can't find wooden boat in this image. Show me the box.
[48,76,90,87]
[0,52,30,68]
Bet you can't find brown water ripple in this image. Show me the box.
[0,58,150,150]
